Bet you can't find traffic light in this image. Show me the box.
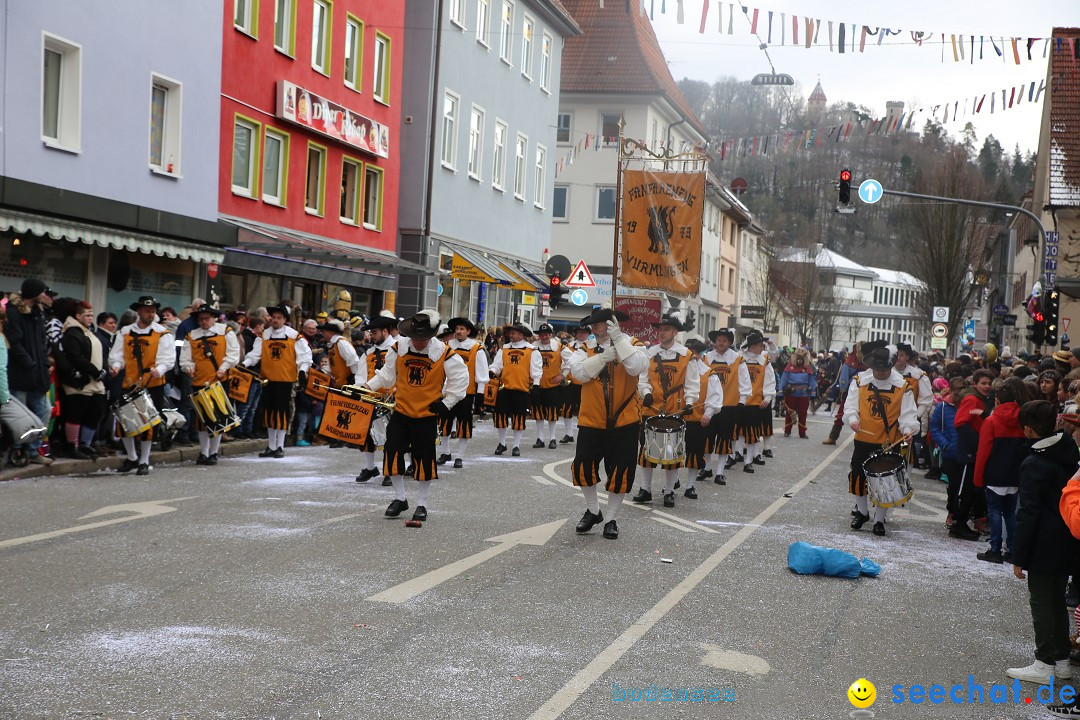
[839,169,852,205]
[1045,287,1060,346]
[548,272,566,309]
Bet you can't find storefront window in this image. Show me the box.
[106,252,193,316]
[0,235,87,300]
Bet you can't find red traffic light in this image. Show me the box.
[550,275,561,286]
[1035,311,1045,322]
[840,169,852,182]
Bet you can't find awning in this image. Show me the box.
[497,261,545,291]
[445,241,518,285]
[222,216,432,275]
[0,208,226,264]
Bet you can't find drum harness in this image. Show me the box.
[198,333,222,386]
[868,383,899,454]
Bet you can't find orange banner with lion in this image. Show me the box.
[620,170,704,297]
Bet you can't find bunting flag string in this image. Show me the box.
[642,0,1051,65]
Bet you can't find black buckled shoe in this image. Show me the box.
[663,492,675,508]
[733,452,744,464]
[404,464,415,477]
[743,464,755,474]
[631,488,652,504]
[949,523,980,541]
[329,441,344,449]
[494,443,507,455]
[724,457,737,470]
[117,458,139,473]
[684,486,698,499]
[412,505,428,521]
[437,453,452,465]
[559,434,574,444]
[272,448,284,459]
[696,469,713,481]
[511,447,520,457]
[714,473,727,485]
[355,468,377,483]
[673,479,681,490]
[258,447,276,457]
[208,454,218,465]
[872,521,886,536]
[850,511,870,530]
[753,456,766,466]
[136,463,150,476]
[602,520,619,539]
[381,476,393,486]
[453,458,463,469]
[762,449,774,458]
[385,499,409,517]
[197,454,212,466]
[532,438,545,448]
[548,439,557,449]
[576,509,604,534]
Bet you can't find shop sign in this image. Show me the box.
[277,80,390,159]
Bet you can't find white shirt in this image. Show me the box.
[703,348,753,412]
[638,342,699,408]
[242,325,313,373]
[179,323,241,376]
[532,338,564,387]
[489,340,543,385]
[740,350,776,404]
[568,335,648,381]
[326,334,362,380]
[896,362,934,420]
[366,337,469,409]
[843,368,919,436]
[450,337,489,392]
[109,321,176,376]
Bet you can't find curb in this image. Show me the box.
[0,439,270,482]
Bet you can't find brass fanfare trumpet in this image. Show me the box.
[315,382,396,410]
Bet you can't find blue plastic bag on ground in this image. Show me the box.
[787,541,879,578]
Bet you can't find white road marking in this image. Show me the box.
[531,475,556,486]
[649,516,697,533]
[0,497,199,550]
[527,436,855,720]
[699,644,771,676]
[314,513,364,526]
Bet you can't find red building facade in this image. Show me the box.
[218,0,404,312]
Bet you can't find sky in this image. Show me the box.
[649,0,1079,154]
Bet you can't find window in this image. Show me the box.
[148,75,182,174]
[274,0,295,54]
[363,165,384,230]
[601,113,622,145]
[231,116,261,197]
[728,268,735,292]
[344,16,363,90]
[476,0,490,47]
[513,133,527,200]
[521,16,534,78]
[441,91,459,169]
[556,112,571,144]
[595,185,616,221]
[305,142,326,214]
[262,128,289,204]
[449,0,465,28]
[312,0,331,75]
[533,144,546,208]
[552,185,568,221]
[42,34,81,151]
[492,120,507,190]
[468,106,484,180]
[540,33,552,92]
[235,0,258,35]
[373,32,391,104]
[340,158,361,223]
[499,1,513,62]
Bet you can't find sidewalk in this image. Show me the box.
[0,439,269,482]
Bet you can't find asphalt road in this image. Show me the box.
[0,413,1065,719]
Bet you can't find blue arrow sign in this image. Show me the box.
[858,179,883,204]
[571,289,588,307]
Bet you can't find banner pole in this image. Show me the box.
[610,117,626,310]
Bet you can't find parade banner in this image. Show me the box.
[318,391,375,446]
[620,170,704,298]
[616,297,663,345]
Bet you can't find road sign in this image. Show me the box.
[962,318,976,337]
[1003,314,1017,326]
[932,306,950,323]
[544,254,572,280]
[750,73,794,86]
[1065,317,1072,335]
[992,303,1009,317]
[931,323,948,338]
[570,288,588,307]
[930,337,948,350]
[565,259,596,287]
[858,179,883,204]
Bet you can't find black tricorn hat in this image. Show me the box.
[580,307,630,326]
[708,328,735,342]
[651,314,684,331]
[398,310,441,340]
[318,319,345,334]
[266,305,290,318]
[535,323,555,334]
[193,304,218,317]
[130,296,160,311]
[896,342,914,358]
[447,317,477,337]
[505,322,534,339]
[363,315,397,331]
[742,330,765,348]
[861,339,896,371]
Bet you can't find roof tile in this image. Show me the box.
[1049,29,1080,207]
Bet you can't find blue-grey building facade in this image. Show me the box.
[397,0,579,323]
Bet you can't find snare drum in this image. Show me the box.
[111,389,163,437]
[642,414,687,466]
[863,451,914,508]
[192,382,240,436]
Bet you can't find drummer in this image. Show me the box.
[558,324,591,443]
[531,323,564,451]
[109,295,176,476]
[241,305,312,459]
[437,317,488,469]
[737,331,775,475]
[843,339,918,536]
[701,328,751,486]
[683,339,712,488]
[179,304,240,465]
[363,310,468,521]
[355,314,397,484]
[489,323,540,457]
[632,314,697,508]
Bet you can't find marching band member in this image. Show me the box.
[738,331,775,474]
[531,323,564,450]
[701,328,751,485]
[242,305,312,459]
[364,310,468,521]
[844,340,918,536]
[632,314,698,508]
[568,308,648,540]
[437,317,488,469]
[558,325,592,443]
[683,339,712,485]
[322,319,362,388]
[894,342,933,465]
[180,304,240,465]
[355,314,397,483]
[109,296,175,476]
[490,323,540,457]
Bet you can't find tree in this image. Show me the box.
[961,122,978,158]
[977,135,1004,186]
[773,246,838,348]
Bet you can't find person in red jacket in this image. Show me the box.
[953,369,994,536]
[973,377,1037,560]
